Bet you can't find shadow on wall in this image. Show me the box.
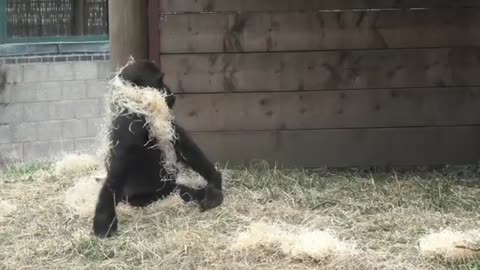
[0,67,8,167]
[0,68,6,99]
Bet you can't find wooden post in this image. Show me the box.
[108,0,148,70]
[72,0,85,36]
[0,0,8,43]
[148,0,161,65]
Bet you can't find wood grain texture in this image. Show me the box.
[160,0,480,12]
[148,0,161,64]
[162,48,480,93]
[152,0,480,167]
[109,0,148,69]
[173,87,480,131]
[188,126,480,167]
[159,9,480,53]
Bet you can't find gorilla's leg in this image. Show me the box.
[125,183,177,207]
[125,193,159,207]
[93,156,127,238]
[177,185,206,202]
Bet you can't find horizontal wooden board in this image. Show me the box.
[188,126,480,167]
[160,0,480,12]
[173,87,480,131]
[160,9,480,53]
[162,48,480,93]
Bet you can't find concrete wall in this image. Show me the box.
[0,61,112,163]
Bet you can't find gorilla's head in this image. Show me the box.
[118,60,175,108]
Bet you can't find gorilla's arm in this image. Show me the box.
[174,124,222,189]
[174,124,223,211]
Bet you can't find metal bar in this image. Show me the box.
[0,0,7,44]
[72,0,86,36]
[0,40,110,57]
[5,34,108,44]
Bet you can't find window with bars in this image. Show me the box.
[0,0,108,43]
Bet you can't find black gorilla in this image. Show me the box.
[93,60,223,238]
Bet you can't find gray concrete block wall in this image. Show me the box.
[0,61,112,163]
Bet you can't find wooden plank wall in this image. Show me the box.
[151,0,480,167]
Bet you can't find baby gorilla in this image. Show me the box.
[93,60,223,238]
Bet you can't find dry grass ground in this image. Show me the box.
[0,159,480,270]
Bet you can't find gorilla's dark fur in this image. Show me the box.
[93,60,223,238]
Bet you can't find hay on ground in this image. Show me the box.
[0,200,16,222]
[64,176,103,218]
[232,221,357,261]
[418,229,480,261]
[53,153,100,179]
[2,162,480,270]
[176,164,207,189]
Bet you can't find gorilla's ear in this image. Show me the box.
[160,72,165,81]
